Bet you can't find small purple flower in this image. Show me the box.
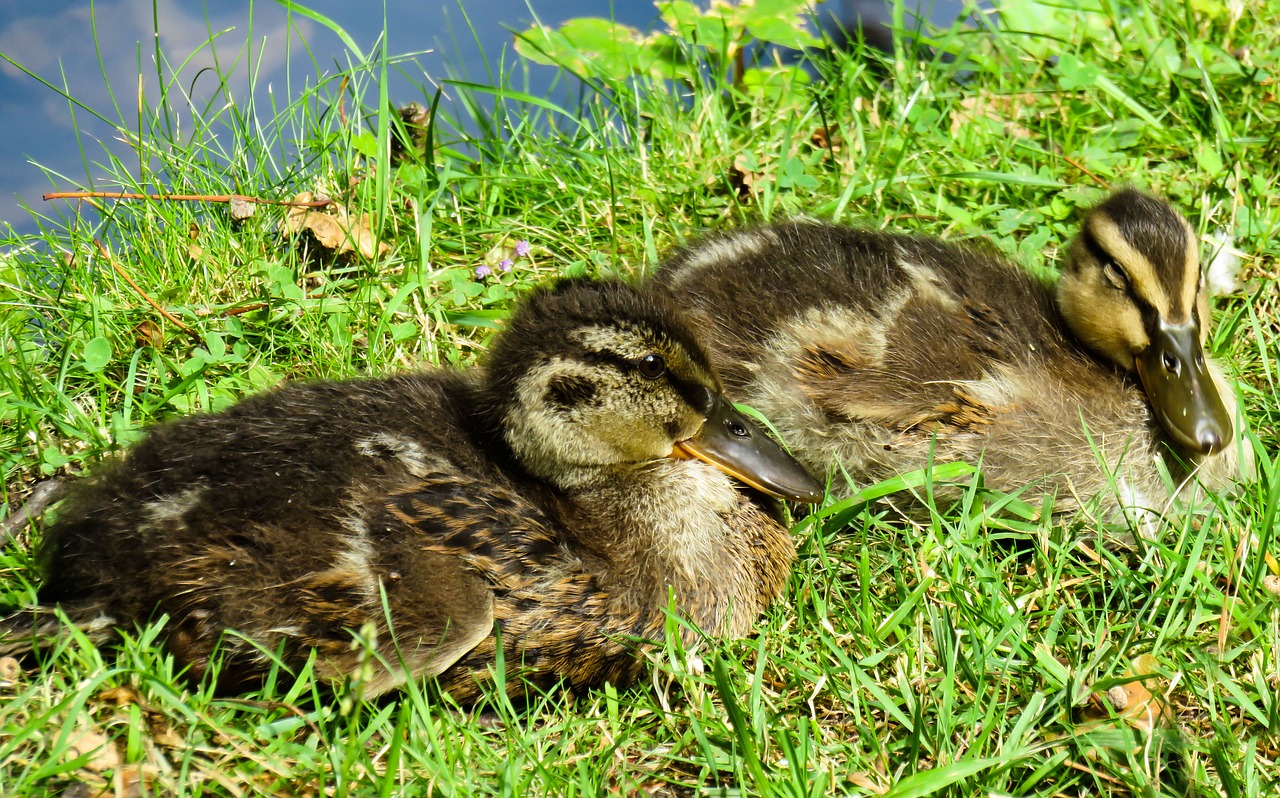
[475,264,491,278]
[514,240,531,258]
[499,258,514,272]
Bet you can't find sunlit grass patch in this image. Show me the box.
[1,0,1278,794]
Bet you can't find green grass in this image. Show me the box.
[2,0,1279,794]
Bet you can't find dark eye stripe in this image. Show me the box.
[1081,230,1163,327]
[1082,232,1124,286]
[573,348,638,373]
[571,345,715,414]
[666,375,716,415]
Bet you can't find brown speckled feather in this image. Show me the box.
[3,279,807,699]
[657,207,1250,523]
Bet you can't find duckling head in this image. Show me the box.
[1056,188,1232,455]
[483,278,822,502]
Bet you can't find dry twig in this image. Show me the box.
[1060,155,1112,189]
[44,191,331,208]
[92,239,204,345]
[1,479,68,544]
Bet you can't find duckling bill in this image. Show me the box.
[656,189,1251,520]
[673,392,823,501]
[2,278,820,700]
[1136,318,1231,454]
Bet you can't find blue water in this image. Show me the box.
[0,1,667,233]
[0,0,985,234]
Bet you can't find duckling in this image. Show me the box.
[2,278,822,700]
[655,189,1252,523]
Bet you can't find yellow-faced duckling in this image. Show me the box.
[655,189,1252,524]
[2,278,822,700]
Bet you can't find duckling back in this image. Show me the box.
[657,219,1243,522]
[37,371,505,691]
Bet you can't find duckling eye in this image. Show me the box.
[637,354,666,380]
[1102,260,1129,291]
[726,418,750,437]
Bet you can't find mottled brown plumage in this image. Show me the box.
[656,190,1252,526]
[3,278,820,700]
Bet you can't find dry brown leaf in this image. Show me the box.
[281,191,388,261]
[65,726,120,774]
[113,765,159,798]
[1078,654,1172,735]
[133,320,164,349]
[0,655,21,682]
[97,685,186,750]
[728,154,760,200]
[98,685,143,707]
[848,771,889,795]
[1263,574,1280,597]
[852,95,882,128]
[810,127,841,151]
[148,722,186,751]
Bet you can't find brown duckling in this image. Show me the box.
[2,278,822,700]
[655,189,1252,525]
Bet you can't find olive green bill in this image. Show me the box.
[1135,319,1233,455]
[674,396,824,503]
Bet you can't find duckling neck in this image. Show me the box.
[575,457,741,541]
[555,459,788,634]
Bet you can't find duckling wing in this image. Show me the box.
[382,476,561,588]
[382,479,663,700]
[281,474,553,687]
[293,545,494,684]
[782,295,1009,434]
[285,470,565,690]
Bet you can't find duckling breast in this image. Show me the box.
[566,457,794,637]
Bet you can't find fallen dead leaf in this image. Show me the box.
[97,684,186,750]
[148,721,186,751]
[851,95,882,128]
[1262,574,1280,597]
[0,655,21,682]
[229,196,256,220]
[281,191,389,262]
[810,126,842,151]
[113,765,158,798]
[98,685,143,708]
[1078,654,1172,735]
[65,726,120,774]
[133,320,164,349]
[728,154,760,200]
[848,771,889,795]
